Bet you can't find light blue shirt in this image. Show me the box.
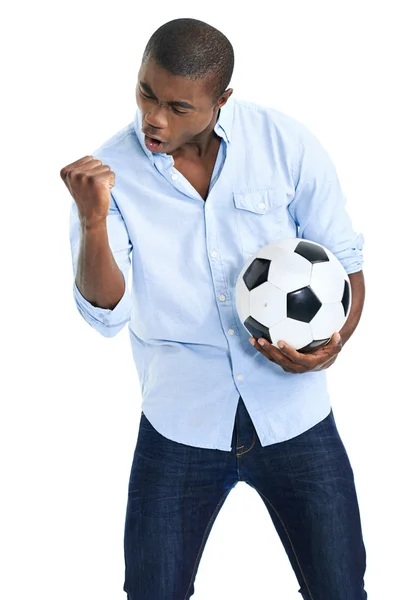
[69,96,364,451]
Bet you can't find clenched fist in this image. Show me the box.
[60,155,115,226]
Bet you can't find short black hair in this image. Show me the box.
[142,18,234,105]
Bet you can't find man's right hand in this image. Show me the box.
[60,156,115,226]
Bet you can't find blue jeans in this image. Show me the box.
[123,397,367,599]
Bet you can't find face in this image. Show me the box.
[136,56,232,155]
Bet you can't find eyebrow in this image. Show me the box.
[139,81,196,110]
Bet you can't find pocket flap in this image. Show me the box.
[233,188,286,214]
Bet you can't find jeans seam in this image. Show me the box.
[183,486,234,600]
[248,479,314,600]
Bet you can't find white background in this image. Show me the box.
[2,1,399,598]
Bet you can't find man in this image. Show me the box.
[61,17,367,600]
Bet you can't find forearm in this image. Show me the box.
[339,270,365,345]
[76,220,126,310]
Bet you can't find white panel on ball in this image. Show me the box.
[311,261,350,303]
[310,302,346,340]
[256,243,288,262]
[268,252,312,293]
[249,282,287,328]
[269,318,313,350]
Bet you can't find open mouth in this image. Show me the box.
[144,135,164,151]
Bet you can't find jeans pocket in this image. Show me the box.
[233,187,287,256]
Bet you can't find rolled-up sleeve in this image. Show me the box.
[288,126,364,274]
[69,192,133,337]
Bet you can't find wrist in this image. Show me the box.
[79,217,107,231]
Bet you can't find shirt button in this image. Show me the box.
[258,202,266,209]
[211,250,218,258]
[228,329,235,335]
[219,294,226,302]
[236,374,243,381]
[171,173,178,180]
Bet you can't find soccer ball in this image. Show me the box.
[235,238,351,353]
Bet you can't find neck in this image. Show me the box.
[169,108,221,160]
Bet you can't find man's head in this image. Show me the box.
[136,18,234,155]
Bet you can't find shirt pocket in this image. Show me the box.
[233,187,288,256]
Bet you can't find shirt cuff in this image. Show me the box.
[73,279,132,332]
[337,232,365,275]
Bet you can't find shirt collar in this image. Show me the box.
[132,96,235,165]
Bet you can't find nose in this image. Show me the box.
[144,105,168,132]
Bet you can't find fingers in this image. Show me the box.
[278,332,342,365]
[249,333,342,373]
[250,337,306,373]
[277,342,313,367]
[60,155,96,181]
[250,338,277,364]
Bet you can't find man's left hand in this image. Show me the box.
[249,332,343,373]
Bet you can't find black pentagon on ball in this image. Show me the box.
[342,280,350,316]
[287,286,322,323]
[299,338,331,354]
[243,258,271,291]
[244,315,272,343]
[294,240,329,263]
